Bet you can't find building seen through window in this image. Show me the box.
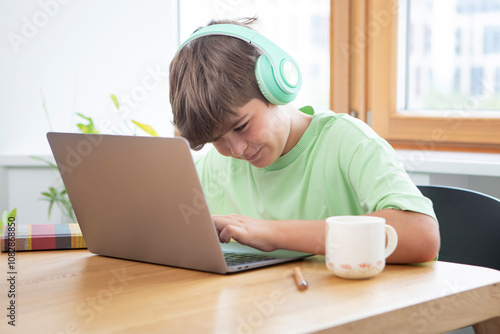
[401,0,500,112]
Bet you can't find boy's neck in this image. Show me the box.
[282,105,313,156]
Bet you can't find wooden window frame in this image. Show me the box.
[331,0,500,153]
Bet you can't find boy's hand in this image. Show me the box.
[212,214,278,252]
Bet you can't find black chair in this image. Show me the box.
[417,185,500,271]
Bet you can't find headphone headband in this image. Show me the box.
[177,24,301,105]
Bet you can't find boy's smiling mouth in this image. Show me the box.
[245,147,262,161]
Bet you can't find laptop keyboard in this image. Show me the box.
[224,252,279,266]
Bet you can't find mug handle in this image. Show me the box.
[384,225,398,258]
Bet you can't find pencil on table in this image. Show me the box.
[294,266,308,291]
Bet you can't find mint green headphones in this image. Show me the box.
[178,24,302,105]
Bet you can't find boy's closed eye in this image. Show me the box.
[210,119,249,144]
[234,121,249,132]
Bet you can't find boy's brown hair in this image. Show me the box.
[169,17,268,150]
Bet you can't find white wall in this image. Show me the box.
[0,0,177,155]
[400,150,500,199]
[408,172,500,199]
[0,0,178,224]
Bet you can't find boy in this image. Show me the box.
[169,18,440,263]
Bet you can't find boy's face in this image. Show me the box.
[211,99,291,168]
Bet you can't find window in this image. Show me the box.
[403,0,500,111]
[484,26,500,54]
[470,67,485,96]
[496,68,500,94]
[331,0,500,152]
[455,28,462,55]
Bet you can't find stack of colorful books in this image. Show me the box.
[1,224,86,252]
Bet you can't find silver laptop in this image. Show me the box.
[47,132,312,274]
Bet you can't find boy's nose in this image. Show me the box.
[227,137,247,158]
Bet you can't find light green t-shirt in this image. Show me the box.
[195,110,437,222]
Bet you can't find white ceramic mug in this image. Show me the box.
[325,216,398,279]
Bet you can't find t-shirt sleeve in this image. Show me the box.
[343,123,437,222]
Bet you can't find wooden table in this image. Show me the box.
[1,249,500,333]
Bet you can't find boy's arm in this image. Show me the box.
[213,209,440,264]
[365,209,440,263]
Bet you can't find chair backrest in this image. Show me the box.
[417,185,500,270]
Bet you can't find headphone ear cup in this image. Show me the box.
[255,55,297,105]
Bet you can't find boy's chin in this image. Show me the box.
[249,155,278,169]
[249,161,268,168]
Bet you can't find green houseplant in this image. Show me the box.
[34,94,160,224]
[0,208,17,237]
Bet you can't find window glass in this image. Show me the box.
[399,0,500,112]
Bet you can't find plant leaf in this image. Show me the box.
[110,94,120,110]
[76,113,100,134]
[30,155,58,170]
[76,113,92,122]
[131,120,160,137]
[0,211,7,226]
[0,208,13,233]
[48,200,54,218]
[77,123,100,134]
